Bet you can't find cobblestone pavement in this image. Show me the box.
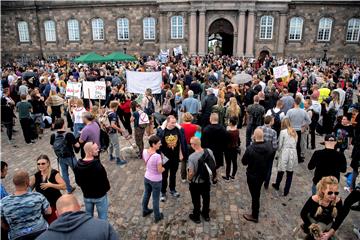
[1,124,358,240]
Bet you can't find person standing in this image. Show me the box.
[107,100,127,166]
[181,90,201,123]
[187,137,216,223]
[201,88,218,127]
[74,142,111,220]
[308,134,347,194]
[142,135,165,223]
[51,118,79,194]
[131,102,149,159]
[156,115,188,202]
[1,88,16,145]
[37,194,119,240]
[286,96,311,163]
[1,170,52,239]
[272,118,298,196]
[222,116,240,181]
[265,100,285,137]
[16,94,37,144]
[241,129,273,222]
[79,112,101,158]
[72,99,86,138]
[45,90,64,130]
[257,115,278,189]
[141,88,156,136]
[0,161,8,199]
[245,95,265,146]
[118,93,133,138]
[30,154,66,224]
[280,88,295,114]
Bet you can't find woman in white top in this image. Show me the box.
[272,118,298,196]
[72,99,87,138]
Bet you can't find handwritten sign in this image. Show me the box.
[273,65,289,79]
[82,81,106,100]
[65,82,82,98]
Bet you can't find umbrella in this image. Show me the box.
[292,68,302,77]
[231,72,252,84]
[73,52,106,63]
[145,60,158,68]
[103,51,137,62]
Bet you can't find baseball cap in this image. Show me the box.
[324,134,336,142]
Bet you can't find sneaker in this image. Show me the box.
[160,193,167,202]
[154,213,164,223]
[222,176,230,181]
[116,159,127,166]
[109,155,115,161]
[189,214,201,224]
[142,209,153,217]
[170,190,180,198]
[27,142,33,145]
[31,140,36,143]
[354,227,360,239]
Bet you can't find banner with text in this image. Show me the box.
[126,71,162,94]
[82,81,106,99]
[173,45,183,56]
[65,82,82,98]
[273,65,289,79]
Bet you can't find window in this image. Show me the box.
[17,21,30,42]
[289,17,303,40]
[143,17,156,40]
[117,18,129,40]
[346,18,360,42]
[171,16,184,39]
[92,18,104,40]
[317,18,332,41]
[259,16,273,39]
[67,19,80,41]
[44,20,56,42]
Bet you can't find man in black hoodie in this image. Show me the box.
[37,194,118,240]
[242,128,273,223]
[74,142,111,220]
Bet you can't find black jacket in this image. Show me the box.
[74,158,110,198]
[36,211,118,240]
[241,141,273,178]
[202,94,217,116]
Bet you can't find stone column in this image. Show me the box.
[159,12,166,51]
[277,13,287,57]
[236,11,246,57]
[198,11,206,56]
[189,11,197,55]
[245,11,255,57]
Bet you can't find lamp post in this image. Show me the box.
[123,47,127,54]
[322,43,329,65]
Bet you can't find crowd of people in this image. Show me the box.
[1,53,360,240]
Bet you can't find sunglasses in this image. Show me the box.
[37,162,47,166]
[327,191,339,196]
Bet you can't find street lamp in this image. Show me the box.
[322,43,329,64]
[123,47,127,54]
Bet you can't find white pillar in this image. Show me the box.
[245,11,255,57]
[277,13,287,56]
[236,11,246,57]
[189,11,197,55]
[198,11,206,56]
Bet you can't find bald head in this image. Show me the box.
[83,142,99,158]
[253,128,264,142]
[56,194,81,216]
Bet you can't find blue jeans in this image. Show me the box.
[73,123,85,138]
[84,194,109,220]
[142,177,162,220]
[59,156,77,193]
[312,183,317,195]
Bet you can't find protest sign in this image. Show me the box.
[82,81,106,99]
[173,45,183,56]
[273,65,289,79]
[126,70,162,94]
[94,81,106,100]
[65,82,82,98]
[82,81,95,99]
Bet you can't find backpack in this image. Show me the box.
[138,110,150,128]
[193,149,216,183]
[162,98,172,115]
[53,133,69,158]
[99,111,113,133]
[270,109,282,134]
[144,97,155,115]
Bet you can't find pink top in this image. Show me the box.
[143,150,162,182]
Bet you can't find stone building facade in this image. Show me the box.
[1,0,360,63]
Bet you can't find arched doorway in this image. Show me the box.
[259,50,270,62]
[208,19,234,56]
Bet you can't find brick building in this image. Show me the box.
[1,0,360,63]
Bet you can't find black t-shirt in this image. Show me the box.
[34,169,62,206]
[50,131,76,157]
[161,128,181,161]
[108,111,118,134]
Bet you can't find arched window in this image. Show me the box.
[171,16,184,39]
[143,17,156,40]
[67,19,80,41]
[346,18,360,42]
[317,18,332,41]
[44,20,56,42]
[92,18,104,41]
[259,16,273,39]
[17,21,30,42]
[289,17,303,40]
[117,18,129,40]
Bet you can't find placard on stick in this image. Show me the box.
[273,65,289,79]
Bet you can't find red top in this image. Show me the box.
[119,99,131,113]
[180,123,198,144]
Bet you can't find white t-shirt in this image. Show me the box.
[265,107,285,120]
[73,107,86,124]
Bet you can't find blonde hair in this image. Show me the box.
[281,118,297,139]
[76,99,84,107]
[217,97,225,107]
[228,97,240,117]
[315,176,339,218]
[183,112,194,123]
